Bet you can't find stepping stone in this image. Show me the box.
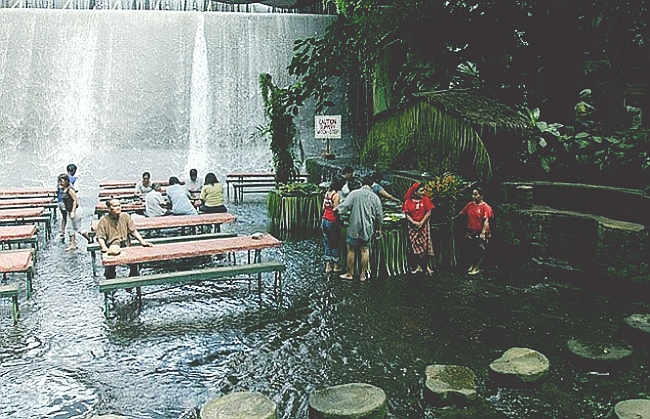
[424,364,477,407]
[201,392,276,419]
[489,347,549,388]
[309,383,387,419]
[91,416,129,419]
[619,314,650,347]
[567,339,633,371]
[613,399,650,419]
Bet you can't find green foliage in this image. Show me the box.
[267,189,323,233]
[525,108,650,187]
[421,172,468,200]
[258,73,298,185]
[276,182,322,197]
[361,102,492,181]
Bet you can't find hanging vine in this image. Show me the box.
[258,73,299,185]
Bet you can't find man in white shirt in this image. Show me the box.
[185,168,204,201]
[145,183,169,217]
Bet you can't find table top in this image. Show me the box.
[99,180,180,189]
[0,207,45,220]
[0,197,56,207]
[91,212,236,232]
[102,233,281,266]
[0,225,37,240]
[98,188,167,198]
[226,172,308,178]
[0,188,57,197]
[94,202,145,212]
[0,249,33,272]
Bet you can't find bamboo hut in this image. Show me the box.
[361,90,532,182]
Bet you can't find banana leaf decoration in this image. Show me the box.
[267,187,323,236]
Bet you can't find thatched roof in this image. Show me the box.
[411,90,531,131]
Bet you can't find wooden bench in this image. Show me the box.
[0,188,57,198]
[98,261,286,317]
[0,283,20,324]
[226,172,308,203]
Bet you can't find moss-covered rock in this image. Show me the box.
[566,339,633,371]
[200,392,276,419]
[424,364,477,407]
[489,347,549,388]
[309,383,387,419]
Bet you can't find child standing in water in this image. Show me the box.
[58,173,80,250]
[56,164,78,240]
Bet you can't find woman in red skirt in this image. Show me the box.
[403,182,435,274]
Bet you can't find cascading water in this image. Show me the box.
[186,13,210,175]
[0,9,336,186]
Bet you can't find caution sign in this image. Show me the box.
[315,115,341,139]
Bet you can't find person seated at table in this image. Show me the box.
[371,172,401,203]
[135,172,153,198]
[166,176,197,215]
[199,172,227,213]
[185,168,204,203]
[96,198,152,279]
[144,183,170,217]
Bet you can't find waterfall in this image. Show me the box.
[0,10,338,187]
[186,13,209,175]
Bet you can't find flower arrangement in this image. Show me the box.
[421,172,468,200]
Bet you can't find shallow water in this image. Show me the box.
[1,196,649,419]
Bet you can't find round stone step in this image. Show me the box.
[91,416,129,419]
[619,313,650,347]
[567,339,633,371]
[613,399,650,419]
[200,392,276,419]
[424,364,477,407]
[309,383,387,419]
[489,347,549,388]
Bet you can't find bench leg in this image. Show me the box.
[136,287,142,311]
[254,249,262,263]
[26,271,33,299]
[104,293,111,318]
[11,295,19,324]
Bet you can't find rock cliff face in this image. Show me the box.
[498,182,649,284]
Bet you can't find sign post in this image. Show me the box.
[315,115,341,160]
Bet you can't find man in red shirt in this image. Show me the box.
[456,188,494,275]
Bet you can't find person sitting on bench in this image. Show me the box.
[167,176,198,216]
[96,198,152,279]
[199,172,227,213]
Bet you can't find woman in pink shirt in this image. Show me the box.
[457,187,494,275]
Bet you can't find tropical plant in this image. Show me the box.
[258,73,299,185]
[361,101,492,181]
[267,188,323,234]
[276,182,322,197]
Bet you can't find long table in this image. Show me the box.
[0,225,38,250]
[99,180,178,189]
[0,207,52,239]
[90,212,236,236]
[0,188,57,198]
[101,234,281,267]
[226,172,308,203]
[0,249,34,298]
[94,201,145,217]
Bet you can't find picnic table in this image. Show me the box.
[0,197,58,215]
[98,188,166,200]
[0,187,57,198]
[94,201,145,217]
[101,234,281,267]
[226,172,308,203]
[0,208,52,239]
[0,225,38,250]
[0,249,34,298]
[99,180,179,189]
[90,212,236,236]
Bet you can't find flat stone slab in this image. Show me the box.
[567,339,633,371]
[309,383,387,419]
[613,399,650,419]
[91,415,130,419]
[489,347,549,387]
[620,314,650,346]
[201,392,276,419]
[424,364,477,407]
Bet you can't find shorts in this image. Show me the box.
[66,212,80,233]
[346,236,368,248]
[58,201,67,214]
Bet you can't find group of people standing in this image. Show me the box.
[135,169,228,217]
[321,167,494,280]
